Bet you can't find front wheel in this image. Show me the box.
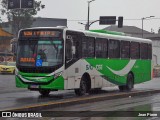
[75,77,87,96]
[118,85,126,91]
[39,89,50,96]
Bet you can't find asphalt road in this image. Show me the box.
[0,74,22,94]
[0,74,80,110]
[0,74,160,113]
[44,92,160,120]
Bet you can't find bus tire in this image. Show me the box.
[126,73,134,91]
[119,73,134,92]
[75,76,87,96]
[118,85,126,91]
[39,89,50,96]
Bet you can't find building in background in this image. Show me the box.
[0,17,67,58]
[31,17,67,28]
[1,17,67,34]
[0,27,13,52]
[0,27,14,62]
[104,25,160,66]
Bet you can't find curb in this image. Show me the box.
[4,89,160,111]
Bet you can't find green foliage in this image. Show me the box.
[0,0,45,36]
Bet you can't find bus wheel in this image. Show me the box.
[126,73,134,91]
[39,89,50,96]
[118,85,126,91]
[75,77,87,96]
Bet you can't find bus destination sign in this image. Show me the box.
[21,30,61,37]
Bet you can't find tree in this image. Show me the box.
[0,0,45,36]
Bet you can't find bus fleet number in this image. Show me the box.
[86,65,103,71]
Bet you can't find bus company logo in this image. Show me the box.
[86,64,103,71]
[2,112,11,117]
[1,112,42,118]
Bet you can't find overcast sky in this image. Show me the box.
[1,0,160,33]
[34,0,160,33]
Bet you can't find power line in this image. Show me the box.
[152,18,160,20]
[1,17,160,22]
[68,17,160,22]
[124,18,141,21]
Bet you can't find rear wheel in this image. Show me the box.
[119,73,134,92]
[75,76,88,96]
[39,89,50,96]
[126,73,134,91]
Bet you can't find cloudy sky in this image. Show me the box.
[34,0,160,32]
[1,0,160,33]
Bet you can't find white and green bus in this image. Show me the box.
[15,27,152,96]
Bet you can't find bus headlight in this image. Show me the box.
[54,72,62,79]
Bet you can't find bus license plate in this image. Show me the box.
[30,85,39,89]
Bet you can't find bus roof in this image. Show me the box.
[64,27,152,44]
[83,29,152,44]
[19,27,152,44]
[89,29,127,36]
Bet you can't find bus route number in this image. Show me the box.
[86,65,102,71]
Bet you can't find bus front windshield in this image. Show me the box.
[17,39,63,67]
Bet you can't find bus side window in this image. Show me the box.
[140,43,148,59]
[66,32,82,60]
[95,38,108,58]
[72,35,81,59]
[82,36,95,58]
[130,42,140,59]
[108,39,120,58]
[148,44,152,59]
[121,40,130,59]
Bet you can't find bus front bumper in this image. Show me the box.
[15,75,64,91]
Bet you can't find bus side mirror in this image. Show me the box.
[72,46,75,55]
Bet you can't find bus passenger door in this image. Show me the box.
[65,31,82,89]
[65,31,82,68]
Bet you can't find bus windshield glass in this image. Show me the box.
[17,39,63,67]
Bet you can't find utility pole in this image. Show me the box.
[141,16,154,38]
[87,0,95,30]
